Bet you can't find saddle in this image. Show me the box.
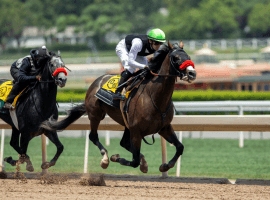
[95,69,149,112]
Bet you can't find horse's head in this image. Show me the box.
[46,50,67,88]
[168,41,196,83]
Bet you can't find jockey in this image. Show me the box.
[3,46,50,110]
[113,28,166,99]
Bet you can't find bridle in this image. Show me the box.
[39,56,69,83]
[150,48,195,79]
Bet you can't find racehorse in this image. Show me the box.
[41,41,196,173]
[2,51,68,172]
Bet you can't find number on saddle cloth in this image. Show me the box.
[102,75,121,94]
[0,80,26,109]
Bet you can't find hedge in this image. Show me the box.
[171,90,270,101]
[56,89,270,102]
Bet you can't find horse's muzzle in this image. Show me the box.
[186,66,196,83]
[56,72,67,88]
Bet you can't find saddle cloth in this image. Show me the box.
[0,80,24,108]
[95,74,145,111]
[101,75,121,93]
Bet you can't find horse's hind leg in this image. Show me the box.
[158,124,184,172]
[111,127,148,173]
[41,131,64,170]
[111,130,142,169]
[89,118,109,169]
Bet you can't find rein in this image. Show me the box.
[39,64,55,83]
[150,51,181,77]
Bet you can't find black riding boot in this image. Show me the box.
[4,83,26,110]
[113,70,132,99]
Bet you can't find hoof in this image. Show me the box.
[4,157,16,166]
[140,164,148,173]
[41,162,51,169]
[26,165,34,172]
[100,159,109,169]
[110,154,120,162]
[25,157,34,172]
[159,163,170,172]
[140,156,148,173]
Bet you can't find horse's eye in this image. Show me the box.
[174,55,181,64]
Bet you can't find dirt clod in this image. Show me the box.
[38,173,68,185]
[0,171,7,179]
[79,174,106,186]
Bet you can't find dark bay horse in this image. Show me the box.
[41,41,196,173]
[2,51,68,172]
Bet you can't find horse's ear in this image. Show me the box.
[58,50,61,56]
[168,41,173,49]
[179,41,184,49]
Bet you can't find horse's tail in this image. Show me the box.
[40,103,86,132]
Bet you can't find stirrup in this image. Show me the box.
[3,102,15,111]
[113,92,124,100]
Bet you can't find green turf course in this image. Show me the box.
[3,137,270,179]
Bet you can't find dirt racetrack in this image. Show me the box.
[1,173,270,200]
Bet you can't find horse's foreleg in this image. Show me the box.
[113,127,148,173]
[16,133,34,172]
[158,125,184,172]
[41,131,64,170]
[89,119,109,169]
[4,128,21,167]
[9,127,21,154]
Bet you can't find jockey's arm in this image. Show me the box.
[127,38,147,69]
[17,59,36,83]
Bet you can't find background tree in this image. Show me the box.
[0,0,27,50]
[24,0,58,30]
[77,0,166,47]
[248,2,270,37]
[163,0,238,39]
[56,15,79,32]
[77,0,133,47]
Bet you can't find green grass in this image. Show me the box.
[2,137,270,179]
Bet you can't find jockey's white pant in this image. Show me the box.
[115,39,148,74]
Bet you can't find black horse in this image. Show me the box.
[2,51,68,172]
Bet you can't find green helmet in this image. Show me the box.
[148,28,166,43]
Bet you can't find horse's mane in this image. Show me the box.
[148,44,170,73]
[49,51,57,57]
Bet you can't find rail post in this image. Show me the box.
[238,106,244,148]
[161,136,168,177]
[0,129,5,172]
[105,130,110,146]
[176,131,183,177]
[41,134,48,174]
[84,130,90,173]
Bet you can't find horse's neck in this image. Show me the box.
[36,70,57,108]
[149,54,176,108]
